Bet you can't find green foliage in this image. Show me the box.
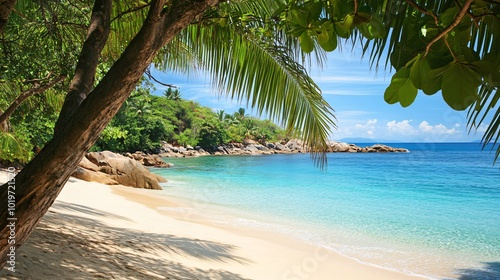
[0,132,33,164]
[384,66,418,107]
[92,84,285,152]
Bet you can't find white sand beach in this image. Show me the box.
[0,170,427,279]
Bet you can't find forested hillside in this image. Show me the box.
[1,81,285,164]
[94,84,286,153]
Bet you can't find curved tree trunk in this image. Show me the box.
[0,0,220,268]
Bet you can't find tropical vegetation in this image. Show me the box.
[93,84,285,152]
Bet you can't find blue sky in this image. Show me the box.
[150,50,487,143]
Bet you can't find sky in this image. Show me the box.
[150,49,488,143]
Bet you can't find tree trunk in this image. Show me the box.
[0,75,66,128]
[0,0,220,269]
[0,0,17,33]
[54,0,112,135]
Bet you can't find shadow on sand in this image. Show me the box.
[0,202,252,280]
[454,262,500,280]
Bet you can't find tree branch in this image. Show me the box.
[111,3,151,23]
[454,0,479,28]
[145,68,177,88]
[405,0,439,25]
[0,74,66,126]
[424,0,474,55]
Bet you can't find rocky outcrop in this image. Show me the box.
[326,142,409,153]
[157,140,408,158]
[72,151,167,190]
[124,151,174,167]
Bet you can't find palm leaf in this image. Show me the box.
[0,132,33,163]
[176,23,336,167]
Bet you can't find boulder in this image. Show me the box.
[79,156,100,172]
[286,139,304,151]
[244,139,258,145]
[254,144,268,151]
[329,142,350,152]
[368,144,391,152]
[244,144,259,153]
[77,151,166,190]
[274,143,287,151]
[72,166,118,185]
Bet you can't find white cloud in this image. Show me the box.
[334,119,379,139]
[386,120,416,135]
[418,121,458,135]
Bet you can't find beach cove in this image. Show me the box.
[0,143,499,279]
[0,171,425,280]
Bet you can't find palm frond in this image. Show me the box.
[105,1,150,60]
[0,132,33,163]
[177,23,336,167]
[0,82,20,110]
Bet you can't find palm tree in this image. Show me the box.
[233,108,246,120]
[242,119,257,140]
[163,87,182,100]
[216,109,225,121]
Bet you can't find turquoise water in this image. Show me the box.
[152,143,500,279]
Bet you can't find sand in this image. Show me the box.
[0,170,428,280]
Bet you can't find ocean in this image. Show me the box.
[151,143,500,279]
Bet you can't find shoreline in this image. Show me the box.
[0,171,427,279]
[118,184,438,280]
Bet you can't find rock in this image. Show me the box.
[244,144,259,153]
[78,151,166,190]
[244,139,258,145]
[329,142,350,152]
[274,143,287,151]
[142,154,172,168]
[368,144,391,152]
[186,145,194,150]
[231,142,244,149]
[254,144,268,151]
[286,139,304,151]
[131,152,144,161]
[79,156,100,172]
[150,141,409,158]
[72,166,119,185]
